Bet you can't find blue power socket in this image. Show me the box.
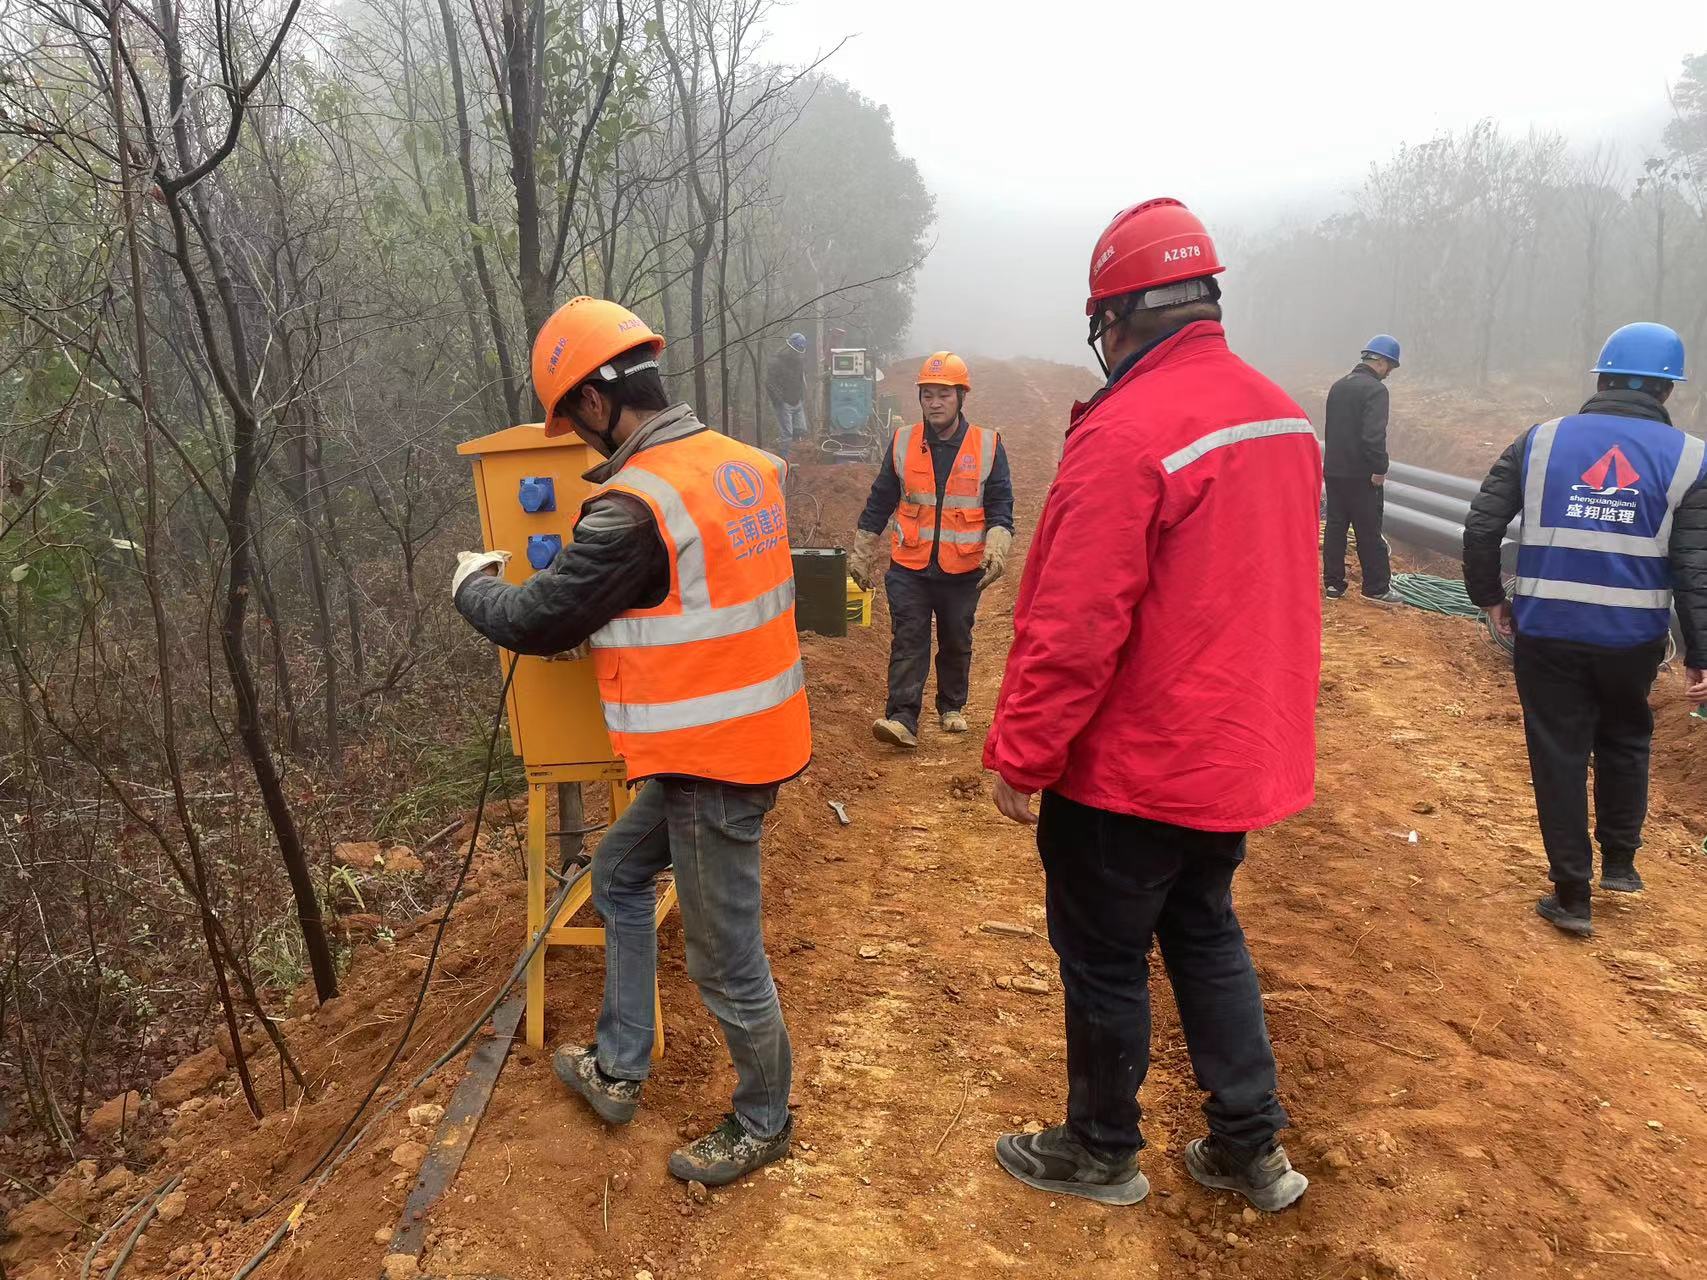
[518,476,556,513]
[527,533,563,569]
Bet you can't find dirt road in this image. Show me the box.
[10,357,1706,1280]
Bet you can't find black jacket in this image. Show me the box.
[451,408,713,655]
[1322,364,1390,479]
[1463,389,1707,667]
[765,346,805,405]
[856,415,1015,577]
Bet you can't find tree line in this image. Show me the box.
[0,0,930,1148]
[1228,53,1707,427]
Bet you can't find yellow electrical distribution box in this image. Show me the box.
[458,423,677,1056]
[456,424,624,779]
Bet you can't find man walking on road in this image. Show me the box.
[766,332,811,456]
[452,297,808,1186]
[984,199,1320,1212]
[848,352,1014,748]
[1322,335,1402,603]
[1464,321,1707,938]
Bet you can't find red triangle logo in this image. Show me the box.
[1580,445,1641,490]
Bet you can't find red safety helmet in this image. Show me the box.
[1085,197,1224,316]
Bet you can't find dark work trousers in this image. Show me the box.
[1036,791,1288,1159]
[883,565,980,732]
[1322,476,1392,597]
[1512,633,1666,890]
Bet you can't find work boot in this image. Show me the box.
[940,709,969,734]
[872,718,918,748]
[667,1113,792,1187]
[1536,884,1593,937]
[1183,1136,1308,1213]
[552,1044,641,1125]
[993,1125,1149,1206]
[1324,584,1347,600]
[1600,857,1644,894]
[1363,589,1404,606]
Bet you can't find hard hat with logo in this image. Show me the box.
[917,351,971,391]
[1085,197,1224,316]
[532,297,665,437]
[1362,334,1402,366]
[1593,322,1687,383]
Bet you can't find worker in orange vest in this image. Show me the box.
[847,352,1015,747]
[451,297,810,1187]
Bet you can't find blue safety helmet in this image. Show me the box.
[1593,322,1687,383]
[1361,334,1401,367]
[787,332,808,353]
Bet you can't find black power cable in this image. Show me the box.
[289,658,520,1191]
[91,651,545,1280]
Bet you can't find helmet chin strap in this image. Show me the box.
[1086,277,1220,378]
[566,391,622,456]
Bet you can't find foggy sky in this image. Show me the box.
[763,0,1706,367]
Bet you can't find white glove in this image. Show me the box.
[452,549,510,599]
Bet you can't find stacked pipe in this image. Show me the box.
[1378,460,1518,573]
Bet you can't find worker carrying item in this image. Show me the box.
[1463,321,1707,938]
[983,198,1320,1214]
[766,332,811,458]
[451,296,810,1186]
[1322,334,1402,602]
[847,351,1014,747]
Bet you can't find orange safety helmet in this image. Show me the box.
[916,351,971,391]
[532,297,665,437]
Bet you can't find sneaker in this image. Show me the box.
[1324,585,1347,600]
[1183,1136,1308,1212]
[552,1044,641,1125]
[993,1125,1149,1206]
[872,718,919,748]
[1363,589,1404,606]
[1536,890,1593,937]
[667,1113,792,1187]
[1600,860,1644,894]
[940,710,969,734]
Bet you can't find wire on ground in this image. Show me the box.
[1387,573,1513,654]
[93,650,556,1280]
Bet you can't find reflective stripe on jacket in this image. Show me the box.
[588,430,812,785]
[888,421,998,573]
[983,321,1322,831]
[1515,412,1707,648]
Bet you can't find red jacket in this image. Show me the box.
[984,322,1322,832]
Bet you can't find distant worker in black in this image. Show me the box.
[1322,334,1402,603]
[766,332,811,457]
[1463,322,1707,938]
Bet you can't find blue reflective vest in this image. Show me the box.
[1515,412,1707,647]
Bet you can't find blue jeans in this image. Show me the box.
[1037,791,1288,1158]
[591,778,792,1138]
[771,399,808,448]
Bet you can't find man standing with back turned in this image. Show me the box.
[984,199,1320,1212]
[452,297,809,1186]
[1322,335,1403,603]
[1464,322,1707,938]
[766,332,811,456]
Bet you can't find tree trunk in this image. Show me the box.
[436,0,521,421]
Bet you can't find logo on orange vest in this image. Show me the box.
[714,460,765,509]
[1572,446,1642,497]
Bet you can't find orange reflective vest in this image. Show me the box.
[588,430,811,785]
[888,422,999,574]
